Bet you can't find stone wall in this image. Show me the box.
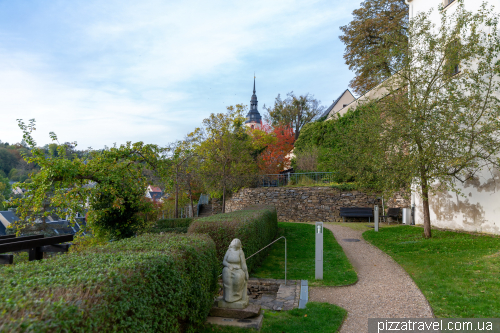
[223,187,386,222]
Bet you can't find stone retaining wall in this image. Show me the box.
[211,187,411,222]
[221,187,385,222]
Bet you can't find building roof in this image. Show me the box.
[148,191,163,201]
[148,185,162,193]
[321,89,355,119]
[0,211,19,227]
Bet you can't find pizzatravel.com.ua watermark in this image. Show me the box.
[368,318,500,333]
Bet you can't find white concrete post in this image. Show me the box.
[315,222,323,280]
[374,205,379,232]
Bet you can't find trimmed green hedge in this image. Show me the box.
[149,218,193,234]
[0,233,218,333]
[188,206,278,273]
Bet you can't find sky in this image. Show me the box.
[0,0,360,149]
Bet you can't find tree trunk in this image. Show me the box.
[222,164,226,214]
[420,174,432,238]
[222,185,226,214]
[174,182,179,219]
[188,187,194,218]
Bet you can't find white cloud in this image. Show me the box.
[0,0,357,148]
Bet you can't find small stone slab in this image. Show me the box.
[342,238,361,242]
[206,314,264,330]
[209,303,261,319]
[299,280,308,309]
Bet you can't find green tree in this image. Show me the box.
[163,138,200,218]
[294,107,363,180]
[339,0,408,95]
[264,92,325,140]
[0,174,11,210]
[192,105,257,212]
[11,119,167,240]
[336,2,500,238]
[0,148,18,176]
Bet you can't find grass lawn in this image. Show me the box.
[250,222,357,286]
[199,302,347,333]
[363,226,500,318]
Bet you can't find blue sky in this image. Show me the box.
[0,0,360,149]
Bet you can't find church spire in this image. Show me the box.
[245,75,262,129]
[253,74,256,94]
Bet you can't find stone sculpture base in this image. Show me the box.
[210,303,261,319]
[218,298,249,309]
[206,314,264,330]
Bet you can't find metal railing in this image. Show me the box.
[259,172,336,187]
[218,236,287,284]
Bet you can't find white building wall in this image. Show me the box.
[411,0,500,235]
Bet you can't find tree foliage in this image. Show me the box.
[263,92,325,140]
[293,107,364,180]
[0,174,10,210]
[339,0,408,95]
[11,119,167,240]
[191,105,257,212]
[334,2,500,238]
[250,123,295,175]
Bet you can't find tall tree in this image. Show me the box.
[339,0,408,95]
[334,3,500,238]
[264,92,324,140]
[192,105,257,212]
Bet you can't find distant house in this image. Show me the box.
[321,89,356,119]
[11,187,26,195]
[146,185,163,202]
[0,210,19,235]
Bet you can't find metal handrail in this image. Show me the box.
[218,236,287,284]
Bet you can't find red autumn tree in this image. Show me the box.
[250,123,295,174]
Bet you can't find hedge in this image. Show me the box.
[0,233,219,333]
[187,206,278,273]
[149,218,193,234]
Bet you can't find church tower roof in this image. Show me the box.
[245,76,262,125]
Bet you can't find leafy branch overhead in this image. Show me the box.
[12,119,170,240]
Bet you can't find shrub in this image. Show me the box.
[0,233,219,333]
[148,218,193,234]
[188,206,278,273]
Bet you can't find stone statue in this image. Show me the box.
[219,238,249,309]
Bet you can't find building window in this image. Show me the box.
[251,125,254,129]
[343,104,348,108]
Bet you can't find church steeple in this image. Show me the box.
[245,75,262,129]
[250,76,258,110]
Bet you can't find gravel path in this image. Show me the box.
[309,224,433,333]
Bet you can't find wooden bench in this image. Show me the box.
[340,207,373,222]
[0,234,73,265]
